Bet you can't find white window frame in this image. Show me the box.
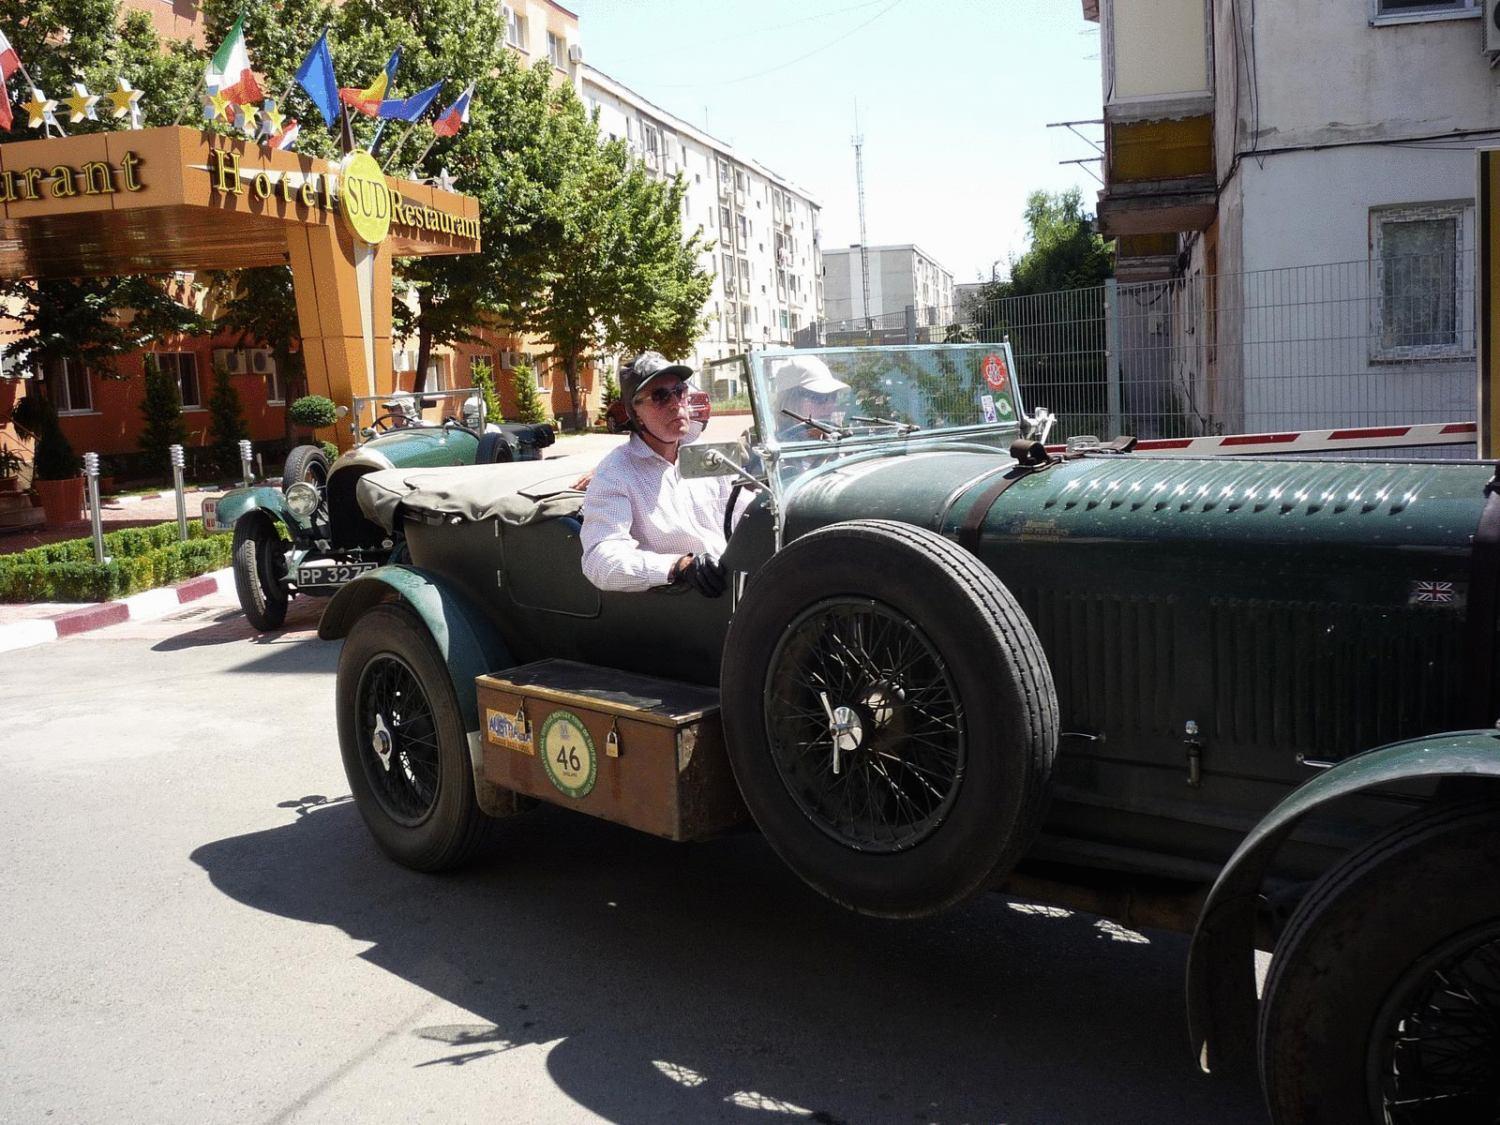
[547,31,565,70]
[1369,200,1475,363]
[155,352,202,410]
[43,356,93,414]
[265,365,284,405]
[506,8,528,50]
[1370,0,1479,24]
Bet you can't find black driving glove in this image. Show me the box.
[673,552,727,597]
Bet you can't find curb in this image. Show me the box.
[0,566,234,654]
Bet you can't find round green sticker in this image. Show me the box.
[539,709,597,799]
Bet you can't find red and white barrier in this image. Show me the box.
[1048,421,1479,458]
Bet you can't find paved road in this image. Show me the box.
[1,592,1267,1124]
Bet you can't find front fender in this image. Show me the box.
[1187,728,1500,1075]
[318,564,513,734]
[216,485,296,530]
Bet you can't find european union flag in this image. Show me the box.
[376,79,444,122]
[295,30,340,128]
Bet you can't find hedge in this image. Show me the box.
[0,520,234,603]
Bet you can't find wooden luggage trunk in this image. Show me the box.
[475,659,749,840]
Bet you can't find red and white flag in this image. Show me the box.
[271,119,300,151]
[0,28,20,80]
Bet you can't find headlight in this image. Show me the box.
[285,481,321,518]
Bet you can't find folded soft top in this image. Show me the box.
[356,459,595,532]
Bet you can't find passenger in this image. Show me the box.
[774,356,850,439]
[580,352,736,597]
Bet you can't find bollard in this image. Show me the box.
[238,438,254,487]
[170,443,188,542]
[83,452,107,564]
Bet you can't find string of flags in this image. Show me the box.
[0,18,477,169]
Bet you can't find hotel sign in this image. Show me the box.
[0,153,145,201]
[205,147,478,245]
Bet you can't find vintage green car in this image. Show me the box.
[209,391,553,630]
[318,342,1499,1125]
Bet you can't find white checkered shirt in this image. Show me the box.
[580,433,738,592]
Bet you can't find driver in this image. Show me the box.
[580,352,737,597]
[774,356,850,439]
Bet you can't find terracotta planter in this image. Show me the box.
[35,475,85,524]
[0,474,19,493]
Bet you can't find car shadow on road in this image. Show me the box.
[152,601,328,655]
[191,799,1266,1125]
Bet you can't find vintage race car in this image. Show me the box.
[210,389,554,630]
[318,343,1500,1124]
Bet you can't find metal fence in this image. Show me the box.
[799,250,1479,450]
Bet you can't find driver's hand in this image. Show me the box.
[671,552,727,597]
[572,470,594,491]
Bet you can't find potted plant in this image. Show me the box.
[288,394,338,440]
[0,447,22,493]
[13,392,84,524]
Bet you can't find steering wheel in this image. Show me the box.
[365,413,411,434]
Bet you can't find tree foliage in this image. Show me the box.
[510,364,548,425]
[138,355,188,471]
[206,365,249,476]
[469,360,503,425]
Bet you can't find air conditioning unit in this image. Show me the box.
[568,43,584,64]
[498,349,521,369]
[1487,1,1500,53]
[247,348,274,375]
[214,348,246,375]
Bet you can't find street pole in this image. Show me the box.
[170,444,188,541]
[83,452,106,564]
[238,438,254,487]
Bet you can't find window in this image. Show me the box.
[741,304,751,326]
[506,7,527,49]
[738,258,750,291]
[469,353,495,377]
[720,205,731,232]
[155,352,200,409]
[1373,0,1477,21]
[266,365,284,405]
[736,214,748,244]
[1371,202,1473,361]
[547,31,565,69]
[43,357,92,414]
[535,358,551,390]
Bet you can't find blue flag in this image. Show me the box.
[376,79,444,122]
[295,31,340,128]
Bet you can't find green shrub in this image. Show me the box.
[319,440,339,461]
[13,392,81,481]
[0,519,232,603]
[139,354,188,474]
[471,360,503,424]
[207,364,249,477]
[512,363,548,425]
[289,395,338,429]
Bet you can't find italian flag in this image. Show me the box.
[205,15,263,104]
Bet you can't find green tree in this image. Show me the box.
[139,355,188,474]
[208,266,306,435]
[972,188,1113,322]
[0,0,207,380]
[511,364,548,425]
[206,364,249,476]
[470,359,503,424]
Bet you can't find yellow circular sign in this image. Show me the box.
[340,151,391,244]
[539,710,597,799]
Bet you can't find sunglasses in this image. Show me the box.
[636,382,691,408]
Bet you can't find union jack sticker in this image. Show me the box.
[1408,580,1461,608]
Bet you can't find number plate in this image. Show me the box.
[201,498,224,533]
[295,561,377,587]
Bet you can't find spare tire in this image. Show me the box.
[720,519,1057,918]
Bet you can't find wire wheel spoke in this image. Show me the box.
[1376,927,1500,1125]
[356,654,442,825]
[765,598,965,853]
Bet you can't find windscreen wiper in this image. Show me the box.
[780,408,850,439]
[850,415,921,434]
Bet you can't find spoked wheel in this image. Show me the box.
[1372,922,1500,1124]
[354,652,442,826]
[765,598,964,853]
[336,602,492,871]
[1259,802,1500,1125]
[721,519,1057,918]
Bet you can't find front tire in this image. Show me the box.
[282,444,330,490]
[336,602,491,871]
[720,519,1058,918]
[1259,802,1500,1125]
[232,515,288,631]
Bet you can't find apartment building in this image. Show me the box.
[582,66,824,371]
[1086,0,1492,432]
[822,244,955,329]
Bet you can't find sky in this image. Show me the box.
[567,0,1103,284]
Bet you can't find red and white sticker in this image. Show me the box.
[981,353,1009,391]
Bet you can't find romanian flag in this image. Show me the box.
[340,47,400,118]
[205,15,263,105]
[431,82,473,138]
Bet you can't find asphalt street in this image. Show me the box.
[1,590,1267,1124]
